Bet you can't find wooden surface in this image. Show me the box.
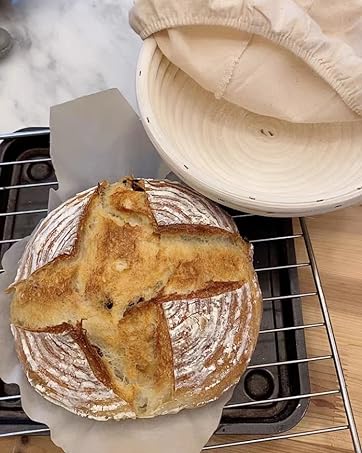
[1,206,361,453]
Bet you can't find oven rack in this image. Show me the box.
[0,129,360,453]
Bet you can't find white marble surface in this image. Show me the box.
[0,0,141,132]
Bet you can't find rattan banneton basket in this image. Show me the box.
[136,37,362,217]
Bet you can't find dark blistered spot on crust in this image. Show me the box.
[122,177,145,192]
[104,298,114,310]
[124,296,145,314]
[131,180,146,192]
[93,344,104,357]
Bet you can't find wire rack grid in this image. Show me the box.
[0,129,360,452]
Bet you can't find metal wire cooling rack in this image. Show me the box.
[0,128,360,452]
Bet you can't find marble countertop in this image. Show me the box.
[0,0,141,132]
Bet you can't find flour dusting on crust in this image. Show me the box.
[11,324,135,420]
[162,283,254,395]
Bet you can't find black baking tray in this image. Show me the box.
[0,129,310,436]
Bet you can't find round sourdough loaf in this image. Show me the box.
[9,178,262,420]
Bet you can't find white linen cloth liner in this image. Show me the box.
[130,0,362,123]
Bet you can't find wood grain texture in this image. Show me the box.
[2,206,361,453]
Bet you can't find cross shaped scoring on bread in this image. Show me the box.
[10,178,261,417]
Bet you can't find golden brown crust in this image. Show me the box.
[73,182,108,253]
[157,224,239,237]
[149,280,244,304]
[115,303,174,413]
[10,177,262,420]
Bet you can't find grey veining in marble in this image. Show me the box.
[0,0,141,131]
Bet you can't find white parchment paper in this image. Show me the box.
[0,90,230,453]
